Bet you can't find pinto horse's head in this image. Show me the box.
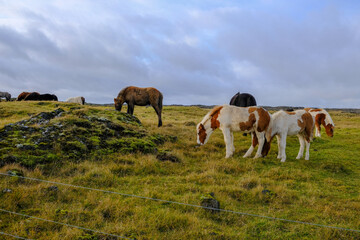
[196,122,213,145]
[197,106,223,146]
[319,112,335,137]
[324,123,335,137]
[324,112,335,137]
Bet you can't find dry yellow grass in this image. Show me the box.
[1,101,360,239]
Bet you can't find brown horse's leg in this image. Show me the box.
[152,105,162,127]
[127,103,135,115]
[126,103,131,114]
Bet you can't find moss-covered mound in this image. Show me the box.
[0,108,170,169]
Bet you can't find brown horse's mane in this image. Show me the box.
[117,87,129,98]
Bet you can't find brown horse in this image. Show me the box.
[17,92,32,101]
[114,86,163,127]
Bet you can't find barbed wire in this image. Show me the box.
[1,172,360,234]
[0,209,132,240]
[0,231,33,240]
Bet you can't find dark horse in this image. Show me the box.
[114,86,163,127]
[229,92,257,107]
[230,92,257,136]
[24,92,58,101]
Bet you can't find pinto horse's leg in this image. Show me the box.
[254,132,265,158]
[315,122,321,138]
[276,135,281,159]
[279,134,287,162]
[243,132,255,158]
[305,140,310,160]
[222,128,233,158]
[296,135,305,159]
[230,132,235,153]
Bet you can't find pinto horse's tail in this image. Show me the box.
[262,113,273,156]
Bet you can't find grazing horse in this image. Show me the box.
[17,92,32,101]
[229,92,257,107]
[24,92,58,101]
[23,92,40,101]
[261,110,314,162]
[0,92,11,101]
[66,96,85,105]
[304,108,334,137]
[197,105,272,158]
[39,94,58,101]
[114,86,163,127]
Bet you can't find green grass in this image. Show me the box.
[0,101,360,239]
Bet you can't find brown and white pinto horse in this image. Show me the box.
[262,110,314,162]
[304,108,334,137]
[197,105,272,158]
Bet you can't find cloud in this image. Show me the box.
[0,1,359,108]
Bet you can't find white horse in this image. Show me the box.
[263,110,314,162]
[197,105,272,158]
[66,96,85,105]
[0,92,11,101]
[304,108,334,137]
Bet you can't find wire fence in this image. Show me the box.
[0,208,131,239]
[1,172,360,235]
[0,231,33,240]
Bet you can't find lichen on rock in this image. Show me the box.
[0,108,171,169]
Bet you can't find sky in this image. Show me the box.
[0,0,360,108]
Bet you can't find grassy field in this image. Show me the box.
[0,101,360,239]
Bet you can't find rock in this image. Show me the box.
[200,193,220,213]
[0,107,168,168]
[2,188,12,193]
[156,153,181,163]
[47,186,59,192]
[7,169,24,177]
[16,144,35,150]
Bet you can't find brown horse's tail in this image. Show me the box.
[158,93,163,110]
[157,93,163,127]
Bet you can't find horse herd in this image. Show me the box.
[112,86,335,162]
[197,105,335,162]
[0,91,85,105]
[2,86,334,162]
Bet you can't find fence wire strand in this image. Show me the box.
[1,172,360,234]
[0,231,33,240]
[0,209,132,240]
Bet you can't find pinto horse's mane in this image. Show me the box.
[201,105,223,126]
[307,108,335,127]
